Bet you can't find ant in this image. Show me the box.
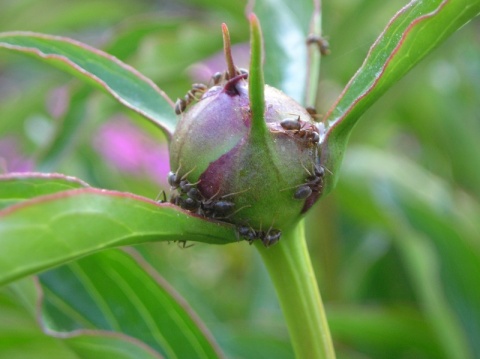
[210,71,224,86]
[279,116,320,146]
[168,165,197,190]
[174,83,208,115]
[261,228,281,247]
[237,225,257,243]
[236,214,282,247]
[199,187,250,219]
[293,162,326,200]
[236,225,281,247]
[176,69,249,115]
[306,34,330,56]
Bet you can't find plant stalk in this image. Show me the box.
[255,220,336,359]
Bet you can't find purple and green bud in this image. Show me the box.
[169,17,324,246]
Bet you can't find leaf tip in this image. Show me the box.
[222,22,236,79]
[248,12,259,25]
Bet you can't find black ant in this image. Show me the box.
[294,185,313,200]
[168,165,197,190]
[236,225,258,243]
[279,116,320,146]
[236,215,282,247]
[199,187,249,219]
[292,162,326,201]
[236,225,281,247]
[306,34,330,56]
[174,83,208,115]
[261,228,282,247]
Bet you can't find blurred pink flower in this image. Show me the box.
[0,137,34,173]
[94,116,170,186]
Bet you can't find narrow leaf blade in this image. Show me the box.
[321,0,480,194]
[0,188,237,286]
[0,172,88,209]
[0,32,176,138]
[40,249,223,358]
[339,147,480,357]
[61,334,163,359]
[1,279,162,359]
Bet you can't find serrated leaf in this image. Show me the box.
[0,172,89,209]
[321,0,480,194]
[0,32,177,139]
[40,249,223,358]
[0,188,237,286]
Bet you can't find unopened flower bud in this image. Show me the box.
[168,23,325,246]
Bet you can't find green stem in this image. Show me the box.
[305,1,322,108]
[255,220,336,359]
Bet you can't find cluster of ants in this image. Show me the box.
[165,157,324,248]
[276,114,326,201]
[174,69,248,115]
[174,32,329,115]
[164,113,326,248]
[168,97,326,248]
[165,168,282,247]
[167,169,236,219]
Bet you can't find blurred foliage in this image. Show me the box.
[1,0,479,358]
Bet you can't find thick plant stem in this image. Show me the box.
[305,0,323,109]
[255,221,335,359]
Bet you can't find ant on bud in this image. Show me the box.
[236,224,282,247]
[279,116,320,147]
[174,83,208,115]
[293,162,326,201]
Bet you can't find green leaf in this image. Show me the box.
[62,335,163,359]
[0,32,177,139]
[0,279,162,359]
[0,172,88,210]
[328,306,446,358]
[338,147,480,358]
[321,0,480,194]
[250,0,316,103]
[0,284,77,359]
[39,249,223,358]
[0,187,237,286]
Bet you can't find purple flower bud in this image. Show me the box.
[168,24,325,246]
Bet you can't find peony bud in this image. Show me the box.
[168,22,325,246]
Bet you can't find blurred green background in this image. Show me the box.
[1,0,479,358]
